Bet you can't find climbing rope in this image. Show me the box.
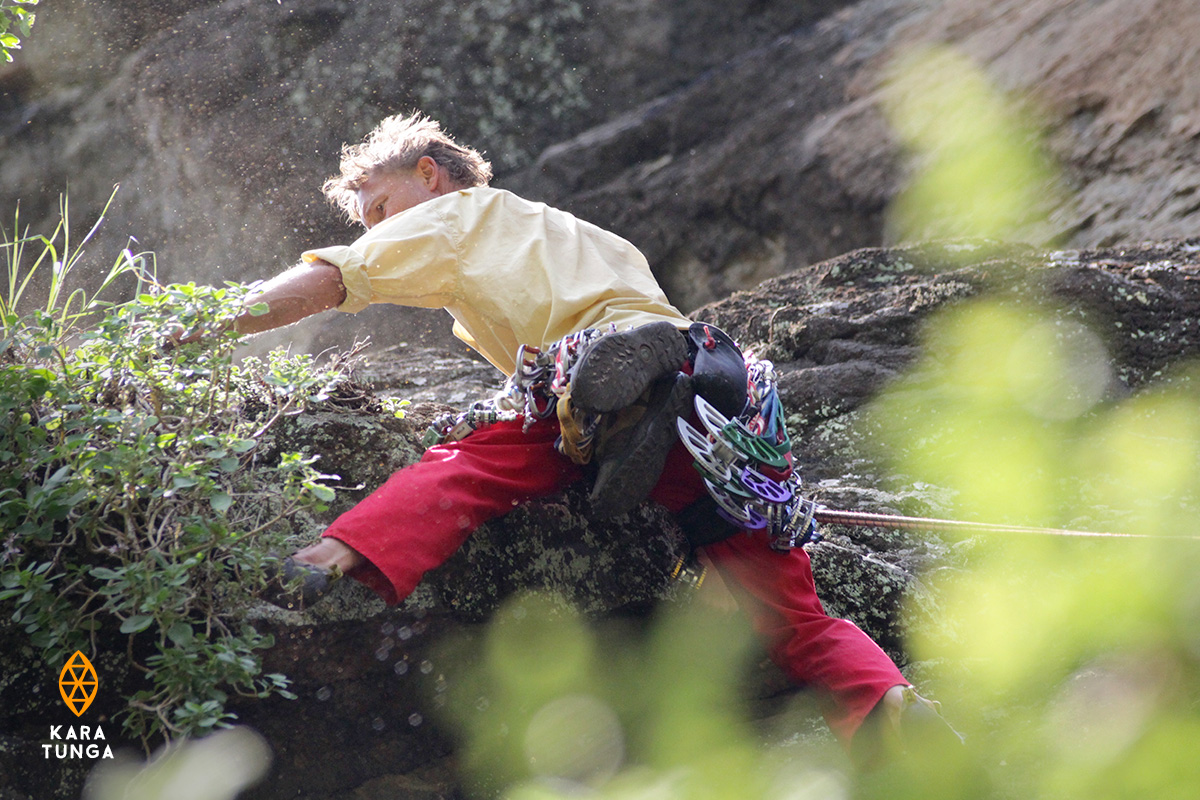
[811,508,1200,541]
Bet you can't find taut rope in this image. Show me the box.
[812,508,1199,541]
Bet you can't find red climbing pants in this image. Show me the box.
[323,415,907,741]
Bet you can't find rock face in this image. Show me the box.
[5,1,1200,797]
[509,0,1200,311]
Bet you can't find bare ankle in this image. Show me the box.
[293,538,364,573]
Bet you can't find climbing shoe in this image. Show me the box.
[851,685,965,770]
[570,321,688,413]
[259,556,342,611]
[590,372,695,517]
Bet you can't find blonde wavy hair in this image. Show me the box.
[322,112,493,223]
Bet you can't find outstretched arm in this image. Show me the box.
[232,258,347,335]
[171,258,347,345]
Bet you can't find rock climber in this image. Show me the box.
[180,111,956,764]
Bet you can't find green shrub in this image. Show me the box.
[1,196,350,744]
[0,0,36,62]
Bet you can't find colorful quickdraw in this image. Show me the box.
[677,358,821,552]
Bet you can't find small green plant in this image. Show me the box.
[1,196,352,744]
[0,0,37,62]
[2,191,131,337]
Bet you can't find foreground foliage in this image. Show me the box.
[0,199,350,743]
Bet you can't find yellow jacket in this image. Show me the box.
[304,187,689,375]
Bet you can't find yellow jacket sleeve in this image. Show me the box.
[303,197,460,313]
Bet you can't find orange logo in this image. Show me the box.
[59,651,98,717]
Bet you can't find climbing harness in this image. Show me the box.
[677,356,822,553]
[423,326,615,450]
[670,554,709,589]
[425,324,826,553]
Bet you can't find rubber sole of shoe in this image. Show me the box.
[571,321,688,413]
[259,557,340,611]
[590,374,695,517]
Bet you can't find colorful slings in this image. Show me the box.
[423,326,616,448]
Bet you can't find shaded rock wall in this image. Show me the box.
[0,0,845,355]
[510,0,1200,310]
[3,1,1200,355]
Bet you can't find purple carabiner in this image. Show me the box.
[740,466,793,503]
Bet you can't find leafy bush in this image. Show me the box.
[0,197,352,744]
[0,0,37,62]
